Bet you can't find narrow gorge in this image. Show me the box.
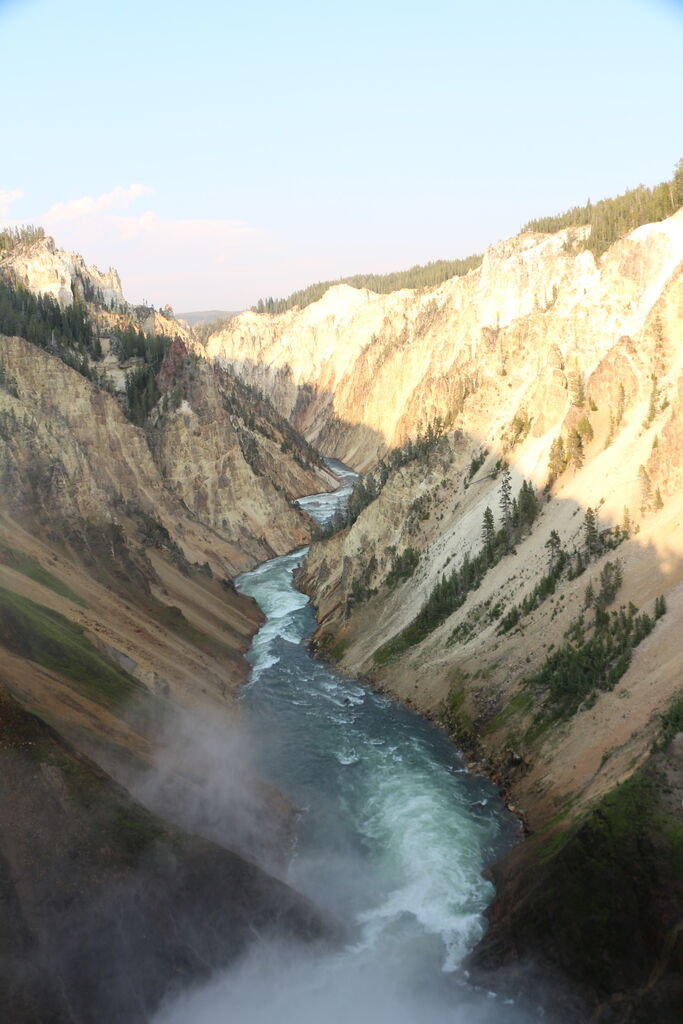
[1,192,682,1022]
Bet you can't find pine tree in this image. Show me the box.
[621,506,632,536]
[567,430,584,470]
[499,468,512,541]
[638,464,652,514]
[643,375,658,429]
[570,371,586,407]
[545,529,562,570]
[616,383,625,425]
[547,436,567,483]
[584,507,600,558]
[482,506,496,563]
[654,487,664,510]
[605,408,615,449]
[518,480,539,528]
[576,416,594,443]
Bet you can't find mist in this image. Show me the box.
[129,706,294,871]
[154,936,537,1024]
[143,511,543,1023]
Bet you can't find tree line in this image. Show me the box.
[0,278,101,373]
[252,255,483,315]
[521,157,683,257]
[0,225,45,254]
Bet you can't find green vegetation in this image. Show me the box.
[643,374,659,429]
[498,546,569,633]
[513,763,683,1008]
[125,363,163,424]
[569,371,586,407]
[467,448,488,481]
[0,585,141,707]
[252,254,483,315]
[222,373,322,469]
[109,327,172,425]
[525,592,665,722]
[111,325,169,367]
[656,689,683,750]
[0,278,102,371]
[547,418,598,484]
[0,545,86,605]
[385,546,420,587]
[0,225,45,254]
[144,595,238,661]
[439,681,477,750]
[375,475,540,663]
[349,555,378,607]
[502,412,531,453]
[482,692,534,734]
[317,417,452,540]
[522,157,683,257]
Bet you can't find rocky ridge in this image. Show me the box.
[212,211,683,1017]
[0,236,336,1020]
[207,213,683,469]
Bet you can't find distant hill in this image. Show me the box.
[178,309,239,327]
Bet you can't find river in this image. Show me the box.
[155,460,536,1023]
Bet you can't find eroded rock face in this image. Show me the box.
[1,234,125,308]
[287,217,683,1019]
[207,212,683,469]
[0,239,337,1021]
[291,215,683,827]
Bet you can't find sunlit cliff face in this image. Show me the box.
[206,212,683,469]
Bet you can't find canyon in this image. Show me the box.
[1,206,682,1020]
[209,209,683,1018]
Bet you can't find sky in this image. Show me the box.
[1,0,682,310]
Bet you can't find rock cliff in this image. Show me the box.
[1,233,125,308]
[0,236,336,1019]
[207,213,683,470]
[213,211,683,1017]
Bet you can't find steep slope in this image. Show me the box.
[286,217,683,1017]
[0,230,126,308]
[0,689,323,1024]
[207,212,683,470]
[0,236,337,1018]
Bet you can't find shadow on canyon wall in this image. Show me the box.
[1,374,682,1024]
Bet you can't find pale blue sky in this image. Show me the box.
[1,0,682,309]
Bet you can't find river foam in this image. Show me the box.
[154,463,538,1023]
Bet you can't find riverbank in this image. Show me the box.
[154,468,541,1023]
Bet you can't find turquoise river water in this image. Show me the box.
[156,460,538,1023]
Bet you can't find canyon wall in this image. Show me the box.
[211,212,683,1016]
[207,213,683,470]
[0,237,335,1020]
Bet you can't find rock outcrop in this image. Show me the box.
[0,236,337,1019]
[1,233,125,308]
[207,212,683,470]
[222,212,683,1018]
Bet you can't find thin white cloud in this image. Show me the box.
[0,189,23,217]
[1,182,272,307]
[115,209,258,258]
[42,183,153,224]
